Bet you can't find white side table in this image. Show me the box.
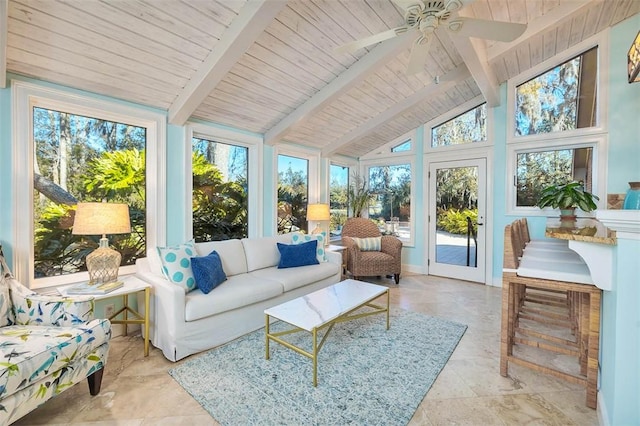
[327,244,348,277]
[59,275,151,356]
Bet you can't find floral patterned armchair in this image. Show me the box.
[0,249,111,425]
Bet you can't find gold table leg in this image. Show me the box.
[265,314,270,360]
[313,328,318,387]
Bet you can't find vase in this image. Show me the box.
[623,182,640,210]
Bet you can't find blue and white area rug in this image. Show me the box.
[169,309,467,426]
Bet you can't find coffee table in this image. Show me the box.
[264,279,389,386]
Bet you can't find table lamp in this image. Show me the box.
[306,203,330,245]
[72,202,131,284]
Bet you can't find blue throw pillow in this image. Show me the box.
[191,250,227,294]
[277,240,320,269]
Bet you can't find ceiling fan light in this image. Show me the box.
[448,20,463,33]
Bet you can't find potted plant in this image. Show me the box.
[536,181,600,219]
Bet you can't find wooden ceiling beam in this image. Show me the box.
[0,0,8,88]
[448,32,500,107]
[321,64,471,156]
[168,0,286,126]
[264,31,415,146]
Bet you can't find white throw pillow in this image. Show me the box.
[291,232,327,262]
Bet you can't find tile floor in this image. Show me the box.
[14,274,599,425]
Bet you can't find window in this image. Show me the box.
[515,47,598,136]
[516,147,593,207]
[14,81,165,288]
[391,140,411,153]
[431,103,487,148]
[367,164,412,241]
[277,154,308,234]
[192,137,248,241]
[329,164,349,239]
[32,107,147,279]
[506,34,607,215]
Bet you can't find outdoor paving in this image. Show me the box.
[436,231,477,267]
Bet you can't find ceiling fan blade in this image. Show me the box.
[406,35,433,75]
[335,27,406,54]
[447,17,526,42]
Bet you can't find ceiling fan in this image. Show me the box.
[336,0,527,75]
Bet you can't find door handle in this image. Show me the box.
[477,222,484,226]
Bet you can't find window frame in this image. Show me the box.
[12,80,166,289]
[274,144,320,235]
[360,155,416,247]
[360,130,416,160]
[506,135,608,216]
[185,122,262,240]
[428,100,488,150]
[505,31,609,216]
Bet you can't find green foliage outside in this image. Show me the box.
[277,164,308,234]
[34,148,146,278]
[192,152,248,242]
[436,208,478,235]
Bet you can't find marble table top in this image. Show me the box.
[264,279,387,331]
[545,218,616,245]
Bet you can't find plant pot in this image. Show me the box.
[559,207,577,221]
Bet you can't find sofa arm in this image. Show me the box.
[136,258,186,355]
[325,250,342,265]
[7,276,96,326]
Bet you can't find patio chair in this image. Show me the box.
[0,247,112,424]
[341,218,403,284]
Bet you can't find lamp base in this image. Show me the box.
[86,246,121,284]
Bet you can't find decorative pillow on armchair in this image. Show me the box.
[157,240,197,292]
[191,250,227,295]
[351,236,382,251]
[291,232,327,262]
[277,240,320,269]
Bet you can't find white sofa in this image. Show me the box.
[135,234,341,361]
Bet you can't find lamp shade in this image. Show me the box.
[306,203,330,221]
[72,202,131,236]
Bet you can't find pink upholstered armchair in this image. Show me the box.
[341,218,403,284]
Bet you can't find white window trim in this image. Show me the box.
[274,143,321,235]
[361,129,416,160]
[506,31,609,142]
[424,96,491,153]
[360,155,416,247]
[12,80,166,289]
[506,135,608,216]
[185,122,263,239]
[505,30,609,216]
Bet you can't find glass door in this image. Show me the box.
[428,158,486,283]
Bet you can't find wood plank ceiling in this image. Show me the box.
[3,0,639,159]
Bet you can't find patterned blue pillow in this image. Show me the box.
[157,240,197,293]
[277,240,320,269]
[291,232,327,262]
[191,250,227,295]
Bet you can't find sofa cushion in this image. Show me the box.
[250,262,340,292]
[191,251,227,294]
[157,240,197,293]
[291,232,327,262]
[277,240,319,269]
[0,319,111,398]
[352,236,382,251]
[241,234,292,272]
[184,274,283,321]
[196,239,247,276]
